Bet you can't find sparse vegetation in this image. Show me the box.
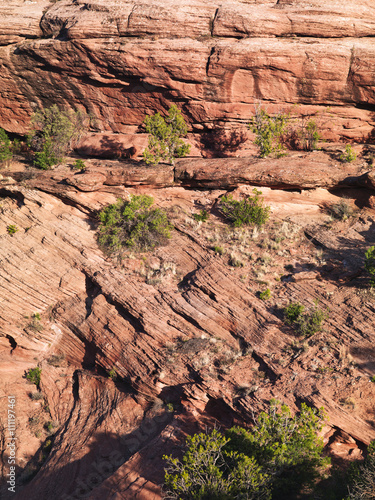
[73,158,86,170]
[108,368,117,380]
[163,400,328,500]
[328,199,353,221]
[7,224,18,236]
[340,144,357,163]
[143,105,190,165]
[249,103,289,158]
[219,189,270,227]
[284,301,328,337]
[28,105,89,169]
[193,209,210,222]
[26,367,42,388]
[365,246,375,287]
[98,194,173,254]
[259,288,271,300]
[0,128,13,167]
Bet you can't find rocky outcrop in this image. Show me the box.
[1,0,375,146]
[0,168,375,498]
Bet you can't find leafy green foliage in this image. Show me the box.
[340,144,357,163]
[108,368,117,380]
[26,367,42,388]
[284,301,328,337]
[143,105,190,165]
[28,105,89,169]
[193,209,210,222]
[98,194,173,254]
[163,400,328,500]
[259,288,271,301]
[365,246,375,287]
[284,302,305,324]
[249,105,289,158]
[219,189,270,227]
[164,428,271,500]
[301,119,321,151]
[0,128,13,166]
[73,158,86,170]
[7,224,18,236]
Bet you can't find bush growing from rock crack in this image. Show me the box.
[26,367,42,388]
[163,399,329,500]
[219,188,270,227]
[284,301,328,338]
[0,128,13,167]
[143,105,190,165]
[340,144,356,163]
[249,103,289,158]
[28,105,89,169]
[98,194,173,254]
[365,246,375,287]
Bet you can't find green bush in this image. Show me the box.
[28,105,89,169]
[340,144,356,163]
[249,105,289,158]
[219,189,270,227]
[0,128,13,166]
[163,400,328,500]
[26,367,42,388]
[365,246,375,287]
[193,209,209,222]
[73,158,86,170]
[300,119,321,151]
[284,301,327,337]
[7,224,18,236]
[98,194,173,254]
[259,288,271,301]
[143,105,190,165]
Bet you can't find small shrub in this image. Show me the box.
[328,199,353,221]
[73,158,86,170]
[29,392,44,401]
[259,288,271,300]
[364,246,375,287]
[193,209,209,222]
[108,368,117,380]
[340,144,357,163]
[26,367,42,388]
[0,128,13,167]
[219,188,270,227]
[28,105,89,168]
[7,224,18,236]
[46,354,65,367]
[98,194,173,254]
[347,440,375,500]
[284,301,327,338]
[371,375,375,383]
[143,105,190,165]
[213,245,224,255]
[228,253,244,267]
[249,103,289,158]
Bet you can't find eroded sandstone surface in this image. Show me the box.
[0,155,374,498]
[1,0,375,148]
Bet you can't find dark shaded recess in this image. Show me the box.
[251,351,278,382]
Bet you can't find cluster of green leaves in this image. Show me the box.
[219,189,270,227]
[364,246,375,287]
[7,224,18,236]
[73,158,86,170]
[284,301,328,337]
[143,105,190,165]
[340,144,357,163]
[193,209,210,222]
[98,194,173,254]
[249,107,289,158]
[163,400,329,500]
[0,128,13,166]
[259,288,271,301]
[26,367,42,388]
[300,119,321,151]
[28,105,88,169]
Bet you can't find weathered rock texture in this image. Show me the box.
[1,0,375,147]
[0,162,375,499]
